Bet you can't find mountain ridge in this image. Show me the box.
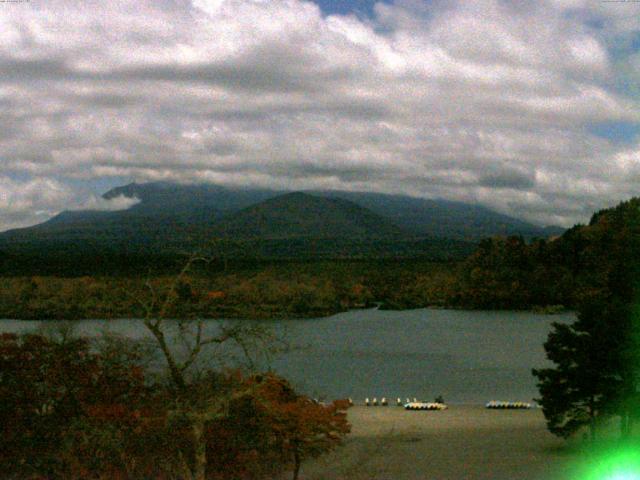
[210,192,406,239]
[9,181,562,240]
[0,182,565,264]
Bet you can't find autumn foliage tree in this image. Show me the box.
[1,256,352,479]
[206,373,351,480]
[0,332,158,479]
[0,332,350,480]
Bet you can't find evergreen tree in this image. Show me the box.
[533,316,611,439]
[533,272,640,440]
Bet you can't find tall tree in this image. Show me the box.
[533,304,616,439]
[533,269,640,440]
[132,256,283,480]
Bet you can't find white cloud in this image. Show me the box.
[0,0,638,229]
[0,177,138,231]
[72,194,140,212]
[0,177,73,231]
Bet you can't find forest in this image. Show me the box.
[531,198,640,443]
[455,197,640,310]
[0,260,459,320]
[1,198,640,320]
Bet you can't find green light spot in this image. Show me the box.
[576,446,640,480]
[606,473,640,480]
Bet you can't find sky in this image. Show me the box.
[1,0,640,231]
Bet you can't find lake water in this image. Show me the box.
[0,308,573,404]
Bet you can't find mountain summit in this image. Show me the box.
[212,192,405,239]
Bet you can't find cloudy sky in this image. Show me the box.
[1,0,640,231]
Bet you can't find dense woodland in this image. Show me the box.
[531,198,640,441]
[1,198,640,319]
[0,260,458,320]
[456,197,640,310]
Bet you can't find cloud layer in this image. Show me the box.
[1,0,639,231]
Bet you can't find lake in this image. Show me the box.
[0,308,573,404]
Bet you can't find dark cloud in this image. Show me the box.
[479,169,536,190]
[0,57,73,82]
[71,92,145,108]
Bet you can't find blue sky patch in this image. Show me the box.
[65,176,134,196]
[312,0,386,17]
[588,121,640,144]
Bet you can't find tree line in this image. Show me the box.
[0,260,459,320]
[532,198,640,441]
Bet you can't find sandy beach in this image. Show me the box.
[296,405,577,480]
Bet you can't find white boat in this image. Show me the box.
[404,402,448,411]
[485,400,531,409]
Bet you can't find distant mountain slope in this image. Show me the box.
[313,191,564,240]
[101,182,560,240]
[103,182,279,216]
[0,183,283,247]
[1,206,210,248]
[212,192,405,239]
[0,182,563,264]
[99,182,561,239]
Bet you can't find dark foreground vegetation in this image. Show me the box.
[0,329,350,480]
[0,261,352,480]
[532,198,640,443]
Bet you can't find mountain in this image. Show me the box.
[20,181,559,239]
[102,183,561,240]
[212,192,405,239]
[312,191,564,240]
[103,182,278,217]
[0,183,283,248]
[0,182,564,268]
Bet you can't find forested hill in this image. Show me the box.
[312,190,563,240]
[454,197,640,310]
[210,192,405,239]
[3,181,560,242]
[0,182,563,273]
[104,182,563,240]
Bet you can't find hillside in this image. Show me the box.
[453,197,640,310]
[0,182,563,270]
[212,192,405,239]
[102,182,561,240]
[314,191,564,240]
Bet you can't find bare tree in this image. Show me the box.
[131,255,286,480]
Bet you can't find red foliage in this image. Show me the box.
[0,335,350,480]
[0,333,164,478]
[206,290,226,300]
[206,373,350,479]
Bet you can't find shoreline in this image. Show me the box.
[296,405,574,480]
[0,305,573,322]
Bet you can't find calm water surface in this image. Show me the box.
[0,308,573,404]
